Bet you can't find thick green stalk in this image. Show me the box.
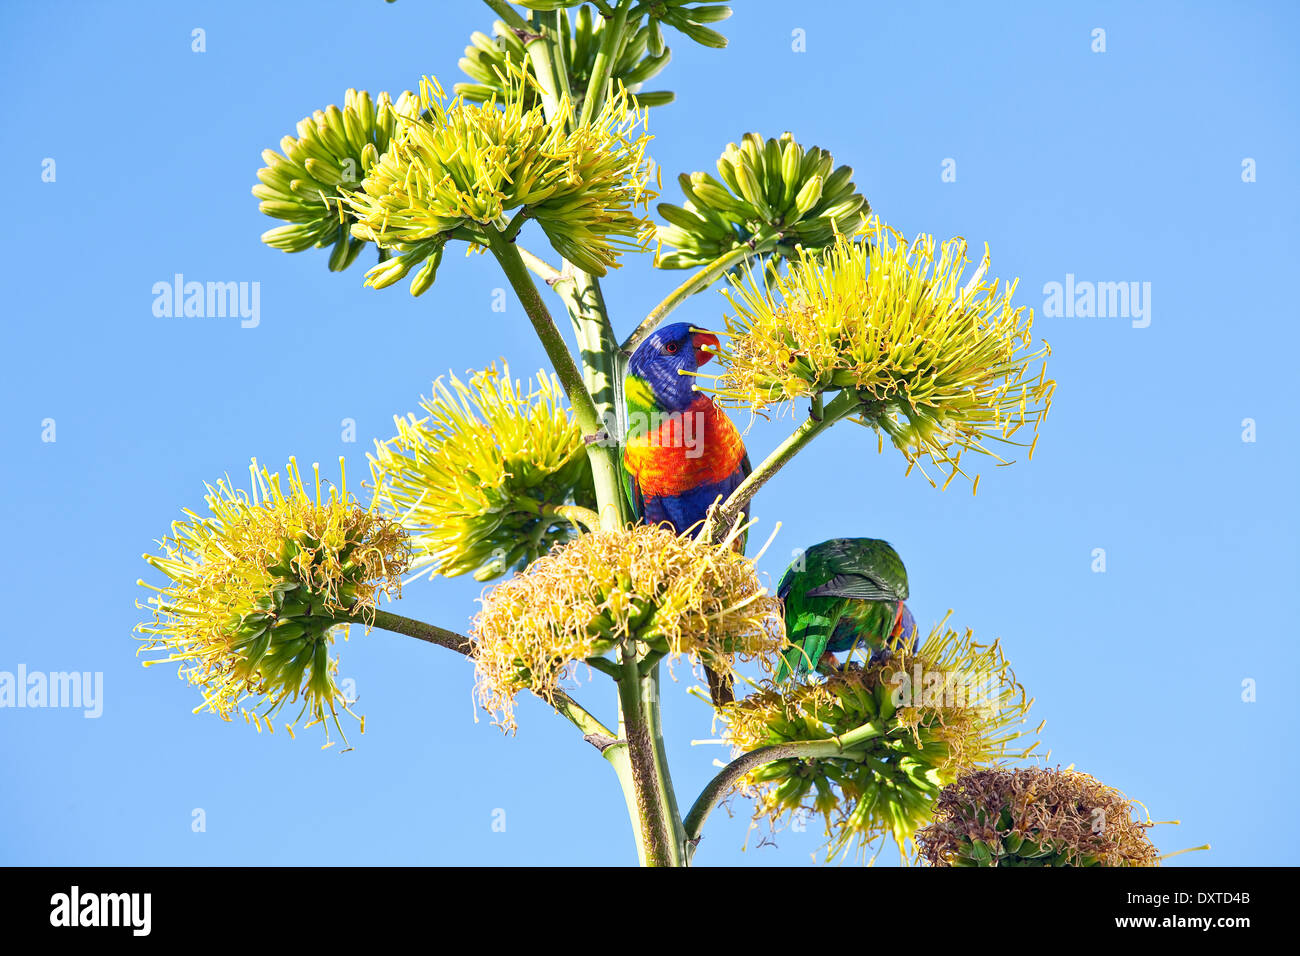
[367,608,472,655]
[642,663,687,863]
[566,271,620,429]
[563,271,629,530]
[484,227,626,530]
[701,389,863,543]
[603,743,649,866]
[522,12,565,124]
[507,14,676,868]
[579,0,633,128]
[617,650,676,866]
[517,245,565,286]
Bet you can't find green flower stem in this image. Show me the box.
[517,245,566,287]
[364,608,614,742]
[621,240,777,354]
[367,608,472,655]
[702,388,862,543]
[484,227,626,530]
[480,0,531,33]
[604,745,648,866]
[642,663,688,863]
[578,0,634,128]
[682,720,886,860]
[565,272,626,506]
[522,13,565,126]
[510,20,667,867]
[616,648,677,866]
[548,10,575,106]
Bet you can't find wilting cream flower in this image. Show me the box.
[916,767,1163,867]
[347,75,657,278]
[720,621,1037,862]
[472,525,783,731]
[710,219,1055,488]
[136,458,410,744]
[369,363,595,582]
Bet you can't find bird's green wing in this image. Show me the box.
[776,592,843,681]
[810,538,909,601]
[619,446,644,523]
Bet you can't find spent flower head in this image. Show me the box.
[916,767,1163,867]
[657,132,869,269]
[254,89,417,273]
[136,458,410,744]
[347,75,658,278]
[721,620,1036,862]
[369,363,595,582]
[472,525,783,731]
[709,219,1055,488]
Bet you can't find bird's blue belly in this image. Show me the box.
[642,468,746,535]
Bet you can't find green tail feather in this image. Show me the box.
[776,603,839,681]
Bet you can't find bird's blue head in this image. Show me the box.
[625,321,720,413]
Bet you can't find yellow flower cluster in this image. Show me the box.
[136,459,410,743]
[721,621,1036,862]
[711,219,1055,488]
[348,75,658,277]
[369,364,595,581]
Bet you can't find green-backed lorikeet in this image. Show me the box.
[775,538,918,682]
[623,321,751,704]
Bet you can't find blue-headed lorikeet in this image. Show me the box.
[623,321,751,703]
[775,538,918,682]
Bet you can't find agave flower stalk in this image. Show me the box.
[202,1,1082,868]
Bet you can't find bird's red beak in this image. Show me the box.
[691,329,720,366]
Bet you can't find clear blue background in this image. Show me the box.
[1,0,1296,866]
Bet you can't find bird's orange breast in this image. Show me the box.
[624,398,746,496]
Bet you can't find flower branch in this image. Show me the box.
[682,721,887,856]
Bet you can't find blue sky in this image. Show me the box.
[1,0,1296,866]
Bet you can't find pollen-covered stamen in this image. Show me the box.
[472,525,784,732]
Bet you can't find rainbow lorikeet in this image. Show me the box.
[623,321,750,703]
[775,538,918,682]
